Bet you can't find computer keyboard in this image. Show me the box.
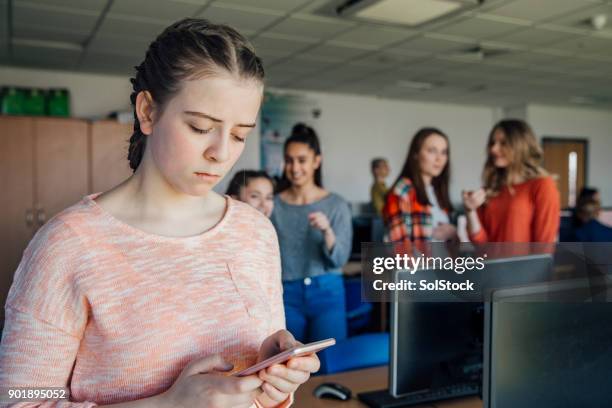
[357,383,480,408]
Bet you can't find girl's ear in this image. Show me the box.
[313,154,322,170]
[135,91,156,135]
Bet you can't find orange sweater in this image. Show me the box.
[0,194,288,407]
[469,176,560,243]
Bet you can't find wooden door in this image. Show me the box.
[0,116,35,328]
[34,117,89,225]
[90,121,133,193]
[542,138,587,209]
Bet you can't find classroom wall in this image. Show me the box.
[527,104,612,206]
[3,65,609,207]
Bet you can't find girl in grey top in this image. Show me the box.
[271,123,352,343]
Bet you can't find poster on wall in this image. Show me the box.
[260,91,319,179]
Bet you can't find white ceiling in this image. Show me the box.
[1,0,612,108]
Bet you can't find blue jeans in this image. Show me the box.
[283,274,348,343]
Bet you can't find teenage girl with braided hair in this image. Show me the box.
[0,19,318,408]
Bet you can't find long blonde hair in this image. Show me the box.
[483,119,548,195]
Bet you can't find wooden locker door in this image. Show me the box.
[0,116,35,328]
[34,118,89,226]
[90,120,133,194]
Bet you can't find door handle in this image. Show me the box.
[25,209,34,228]
[36,208,47,226]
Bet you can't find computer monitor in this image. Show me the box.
[484,278,612,408]
[481,253,553,299]
[390,270,484,397]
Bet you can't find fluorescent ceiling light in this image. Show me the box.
[355,0,463,26]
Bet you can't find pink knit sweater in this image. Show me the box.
[0,194,287,407]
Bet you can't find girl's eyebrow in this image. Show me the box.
[184,111,256,128]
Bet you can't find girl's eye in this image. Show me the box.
[189,124,213,134]
[232,134,246,143]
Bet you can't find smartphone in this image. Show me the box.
[234,338,336,377]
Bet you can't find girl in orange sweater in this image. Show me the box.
[0,19,317,408]
[463,119,560,243]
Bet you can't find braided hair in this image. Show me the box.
[128,18,265,171]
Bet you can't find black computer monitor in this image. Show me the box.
[484,278,612,408]
[390,272,484,398]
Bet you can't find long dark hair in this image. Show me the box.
[277,123,323,192]
[225,169,274,197]
[391,127,453,211]
[128,18,265,172]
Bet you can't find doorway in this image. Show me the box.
[542,138,588,209]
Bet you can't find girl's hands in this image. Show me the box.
[308,211,331,233]
[462,188,486,212]
[255,330,320,407]
[158,354,262,408]
[432,223,457,242]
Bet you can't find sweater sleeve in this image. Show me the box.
[468,207,489,243]
[0,220,93,408]
[531,177,560,243]
[322,200,353,269]
[266,223,286,335]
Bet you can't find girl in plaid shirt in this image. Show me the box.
[383,128,456,254]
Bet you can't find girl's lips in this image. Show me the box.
[194,172,220,180]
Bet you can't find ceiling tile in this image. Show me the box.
[486,0,600,22]
[199,4,283,33]
[109,0,203,23]
[434,16,524,39]
[11,43,81,69]
[13,0,107,13]
[96,16,167,40]
[548,33,612,56]
[330,25,416,48]
[300,42,371,61]
[13,2,99,34]
[548,3,612,31]
[87,35,150,58]
[212,0,312,13]
[266,15,355,40]
[13,24,90,44]
[79,52,141,75]
[395,34,474,54]
[252,33,316,58]
[493,27,576,47]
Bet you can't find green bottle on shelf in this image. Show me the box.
[47,88,70,117]
[24,88,47,116]
[1,87,26,115]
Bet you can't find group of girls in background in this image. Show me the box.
[228,118,562,347]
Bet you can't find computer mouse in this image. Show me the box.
[313,382,352,401]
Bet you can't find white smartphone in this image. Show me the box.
[233,338,336,377]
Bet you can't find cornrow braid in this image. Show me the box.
[127,18,265,172]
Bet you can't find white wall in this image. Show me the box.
[294,90,495,205]
[527,104,612,206]
[0,65,131,119]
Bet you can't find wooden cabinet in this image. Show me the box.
[90,120,133,193]
[0,117,36,328]
[35,118,89,224]
[0,116,132,329]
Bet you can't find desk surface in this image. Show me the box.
[294,366,482,408]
